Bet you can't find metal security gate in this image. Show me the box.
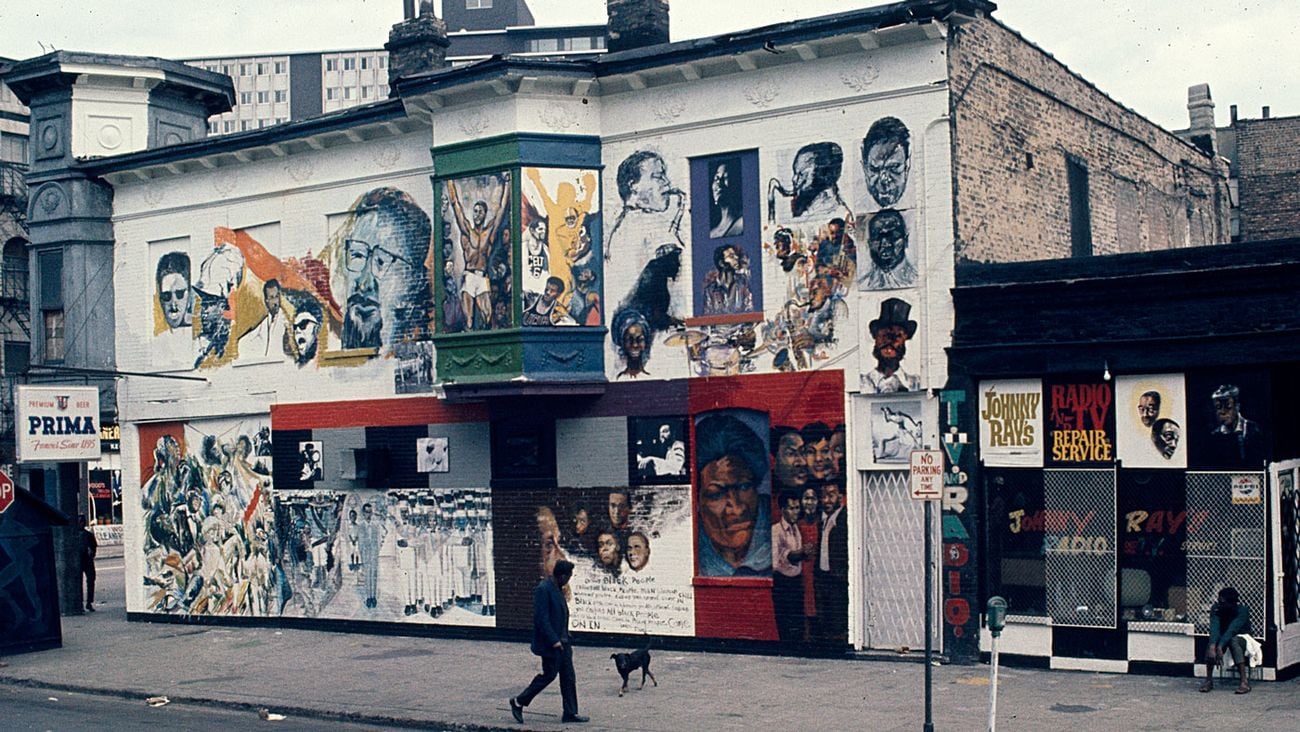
[1186,471,1267,638]
[860,470,934,650]
[1044,469,1117,628]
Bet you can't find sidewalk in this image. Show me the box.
[3,587,1297,730]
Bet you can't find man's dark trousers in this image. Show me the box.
[517,643,578,718]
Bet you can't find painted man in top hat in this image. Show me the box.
[863,297,919,393]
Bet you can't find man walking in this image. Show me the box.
[510,559,587,724]
[80,516,98,612]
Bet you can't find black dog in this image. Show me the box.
[610,647,657,697]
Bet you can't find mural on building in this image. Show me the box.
[147,187,433,376]
[861,116,912,210]
[1044,378,1115,466]
[861,296,919,393]
[870,399,923,463]
[858,208,917,290]
[694,410,772,577]
[611,245,684,379]
[628,416,690,485]
[939,387,978,659]
[750,219,855,374]
[275,488,494,624]
[153,250,195,364]
[1190,379,1269,469]
[605,150,685,260]
[139,419,278,615]
[520,168,602,326]
[299,441,323,481]
[768,417,848,644]
[1115,374,1187,468]
[691,152,762,319]
[417,437,449,473]
[496,486,696,636]
[767,142,851,222]
[440,172,513,332]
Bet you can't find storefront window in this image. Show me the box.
[1118,470,1188,621]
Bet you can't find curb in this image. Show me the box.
[0,676,523,731]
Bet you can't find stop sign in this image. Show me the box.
[0,471,13,515]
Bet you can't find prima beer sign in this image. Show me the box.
[16,385,102,463]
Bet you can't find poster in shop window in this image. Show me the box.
[978,379,1043,467]
[1043,377,1115,468]
[1114,374,1187,469]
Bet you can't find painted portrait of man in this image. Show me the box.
[863,297,920,393]
[332,187,432,351]
[155,251,193,332]
[767,142,847,222]
[1114,375,1187,469]
[441,174,510,332]
[862,116,912,208]
[859,209,917,290]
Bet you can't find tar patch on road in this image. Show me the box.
[1050,703,1097,714]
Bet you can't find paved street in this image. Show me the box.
[2,550,1298,731]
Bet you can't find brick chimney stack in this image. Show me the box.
[385,0,449,90]
[1186,83,1217,157]
[607,0,670,54]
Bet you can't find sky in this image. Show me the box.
[0,0,1295,131]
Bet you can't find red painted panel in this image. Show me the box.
[137,422,185,484]
[270,397,489,430]
[688,371,845,642]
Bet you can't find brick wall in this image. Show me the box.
[1235,115,1300,241]
[949,19,1230,263]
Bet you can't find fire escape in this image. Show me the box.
[1,159,30,464]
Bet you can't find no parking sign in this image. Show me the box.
[910,449,943,500]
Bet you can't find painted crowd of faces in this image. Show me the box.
[440,172,514,332]
[151,188,434,387]
[692,409,843,579]
[534,486,689,581]
[519,168,603,327]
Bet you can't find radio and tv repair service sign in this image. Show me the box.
[16,385,101,463]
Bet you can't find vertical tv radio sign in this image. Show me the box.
[16,385,102,463]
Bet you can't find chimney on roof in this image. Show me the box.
[607,0,670,54]
[1186,83,1217,157]
[1230,104,1238,124]
[385,0,449,90]
[1262,106,1271,119]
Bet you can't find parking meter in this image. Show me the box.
[987,596,1008,638]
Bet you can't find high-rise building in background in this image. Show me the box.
[184,0,606,135]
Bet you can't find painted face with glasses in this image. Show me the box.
[340,211,407,349]
[158,272,192,329]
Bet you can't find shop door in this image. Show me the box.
[859,470,937,652]
[1271,460,1300,669]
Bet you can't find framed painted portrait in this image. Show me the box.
[417,436,450,473]
[689,150,763,322]
[628,416,690,485]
